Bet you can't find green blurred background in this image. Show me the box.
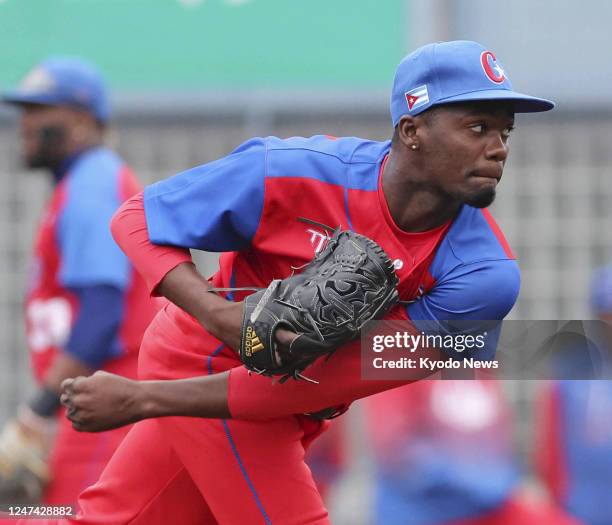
[0,0,406,89]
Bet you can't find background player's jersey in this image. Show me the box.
[537,380,612,525]
[25,146,157,381]
[144,135,519,358]
[365,381,519,525]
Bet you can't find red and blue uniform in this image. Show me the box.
[144,135,519,325]
[537,380,612,525]
[534,268,612,525]
[365,381,578,525]
[27,135,520,524]
[24,146,159,504]
[366,381,517,525]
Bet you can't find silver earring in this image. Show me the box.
[411,144,418,150]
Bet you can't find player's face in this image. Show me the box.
[19,104,78,170]
[419,101,515,208]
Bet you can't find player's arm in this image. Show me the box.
[61,340,414,432]
[23,176,136,421]
[157,262,244,350]
[228,258,520,419]
[110,192,262,351]
[0,184,131,499]
[63,259,519,431]
[35,285,123,406]
[111,138,283,350]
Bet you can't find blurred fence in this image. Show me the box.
[1,108,611,440]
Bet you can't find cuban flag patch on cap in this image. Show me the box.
[404,85,429,112]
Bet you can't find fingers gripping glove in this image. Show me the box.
[239,229,399,382]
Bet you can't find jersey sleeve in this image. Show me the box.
[144,138,266,251]
[407,259,520,359]
[111,192,193,294]
[227,260,519,421]
[63,285,124,368]
[58,170,129,289]
[227,341,418,421]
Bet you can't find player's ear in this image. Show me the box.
[396,115,419,151]
[68,107,98,143]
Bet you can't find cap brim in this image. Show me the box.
[435,89,555,113]
[1,90,64,108]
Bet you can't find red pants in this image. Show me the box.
[17,305,330,524]
[44,354,139,505]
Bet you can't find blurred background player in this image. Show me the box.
[306,382,578,525]
[363,380,578,525]
[0,57,158,505]
[534,267,612,525]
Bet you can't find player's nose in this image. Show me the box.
[485,133,509,163]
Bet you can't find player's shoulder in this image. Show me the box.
[445,205,514,262]
[70,146,123,179]
[256,135,388,188]
[430,205,518,281]
[262,135,389,165]
[64,147,126,207]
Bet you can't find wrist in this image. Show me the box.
[28,386,61,418]
[197,289,225,318]
[137,376,231,419]
[138,381,162,419]
[194,293,236,337]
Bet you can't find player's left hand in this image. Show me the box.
[61,371,142,433]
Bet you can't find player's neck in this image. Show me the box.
[69,134,103,157]
[50,143,102,183]
[381,152,461,233]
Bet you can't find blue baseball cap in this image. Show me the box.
[390,40,555,126]
[2,57,109,123]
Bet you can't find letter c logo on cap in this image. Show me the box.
[480,51,505,84]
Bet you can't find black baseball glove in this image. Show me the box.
[239,228,399,382]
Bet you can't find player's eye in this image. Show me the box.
[502,126,515,139]
[469,123,485,134]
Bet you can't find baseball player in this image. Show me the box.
[535,267,612,525]
[0,58,159,506]
[365,380,579,525]
[23,41,554,524]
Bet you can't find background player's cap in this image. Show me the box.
[390,40,555,126]
[2,57,109,123]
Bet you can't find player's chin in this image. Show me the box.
[462,186,497,208]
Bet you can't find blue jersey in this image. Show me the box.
[540,380,612,525]
[144,135,519,355]
[366,381,519,525]
[25,147,158,379]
